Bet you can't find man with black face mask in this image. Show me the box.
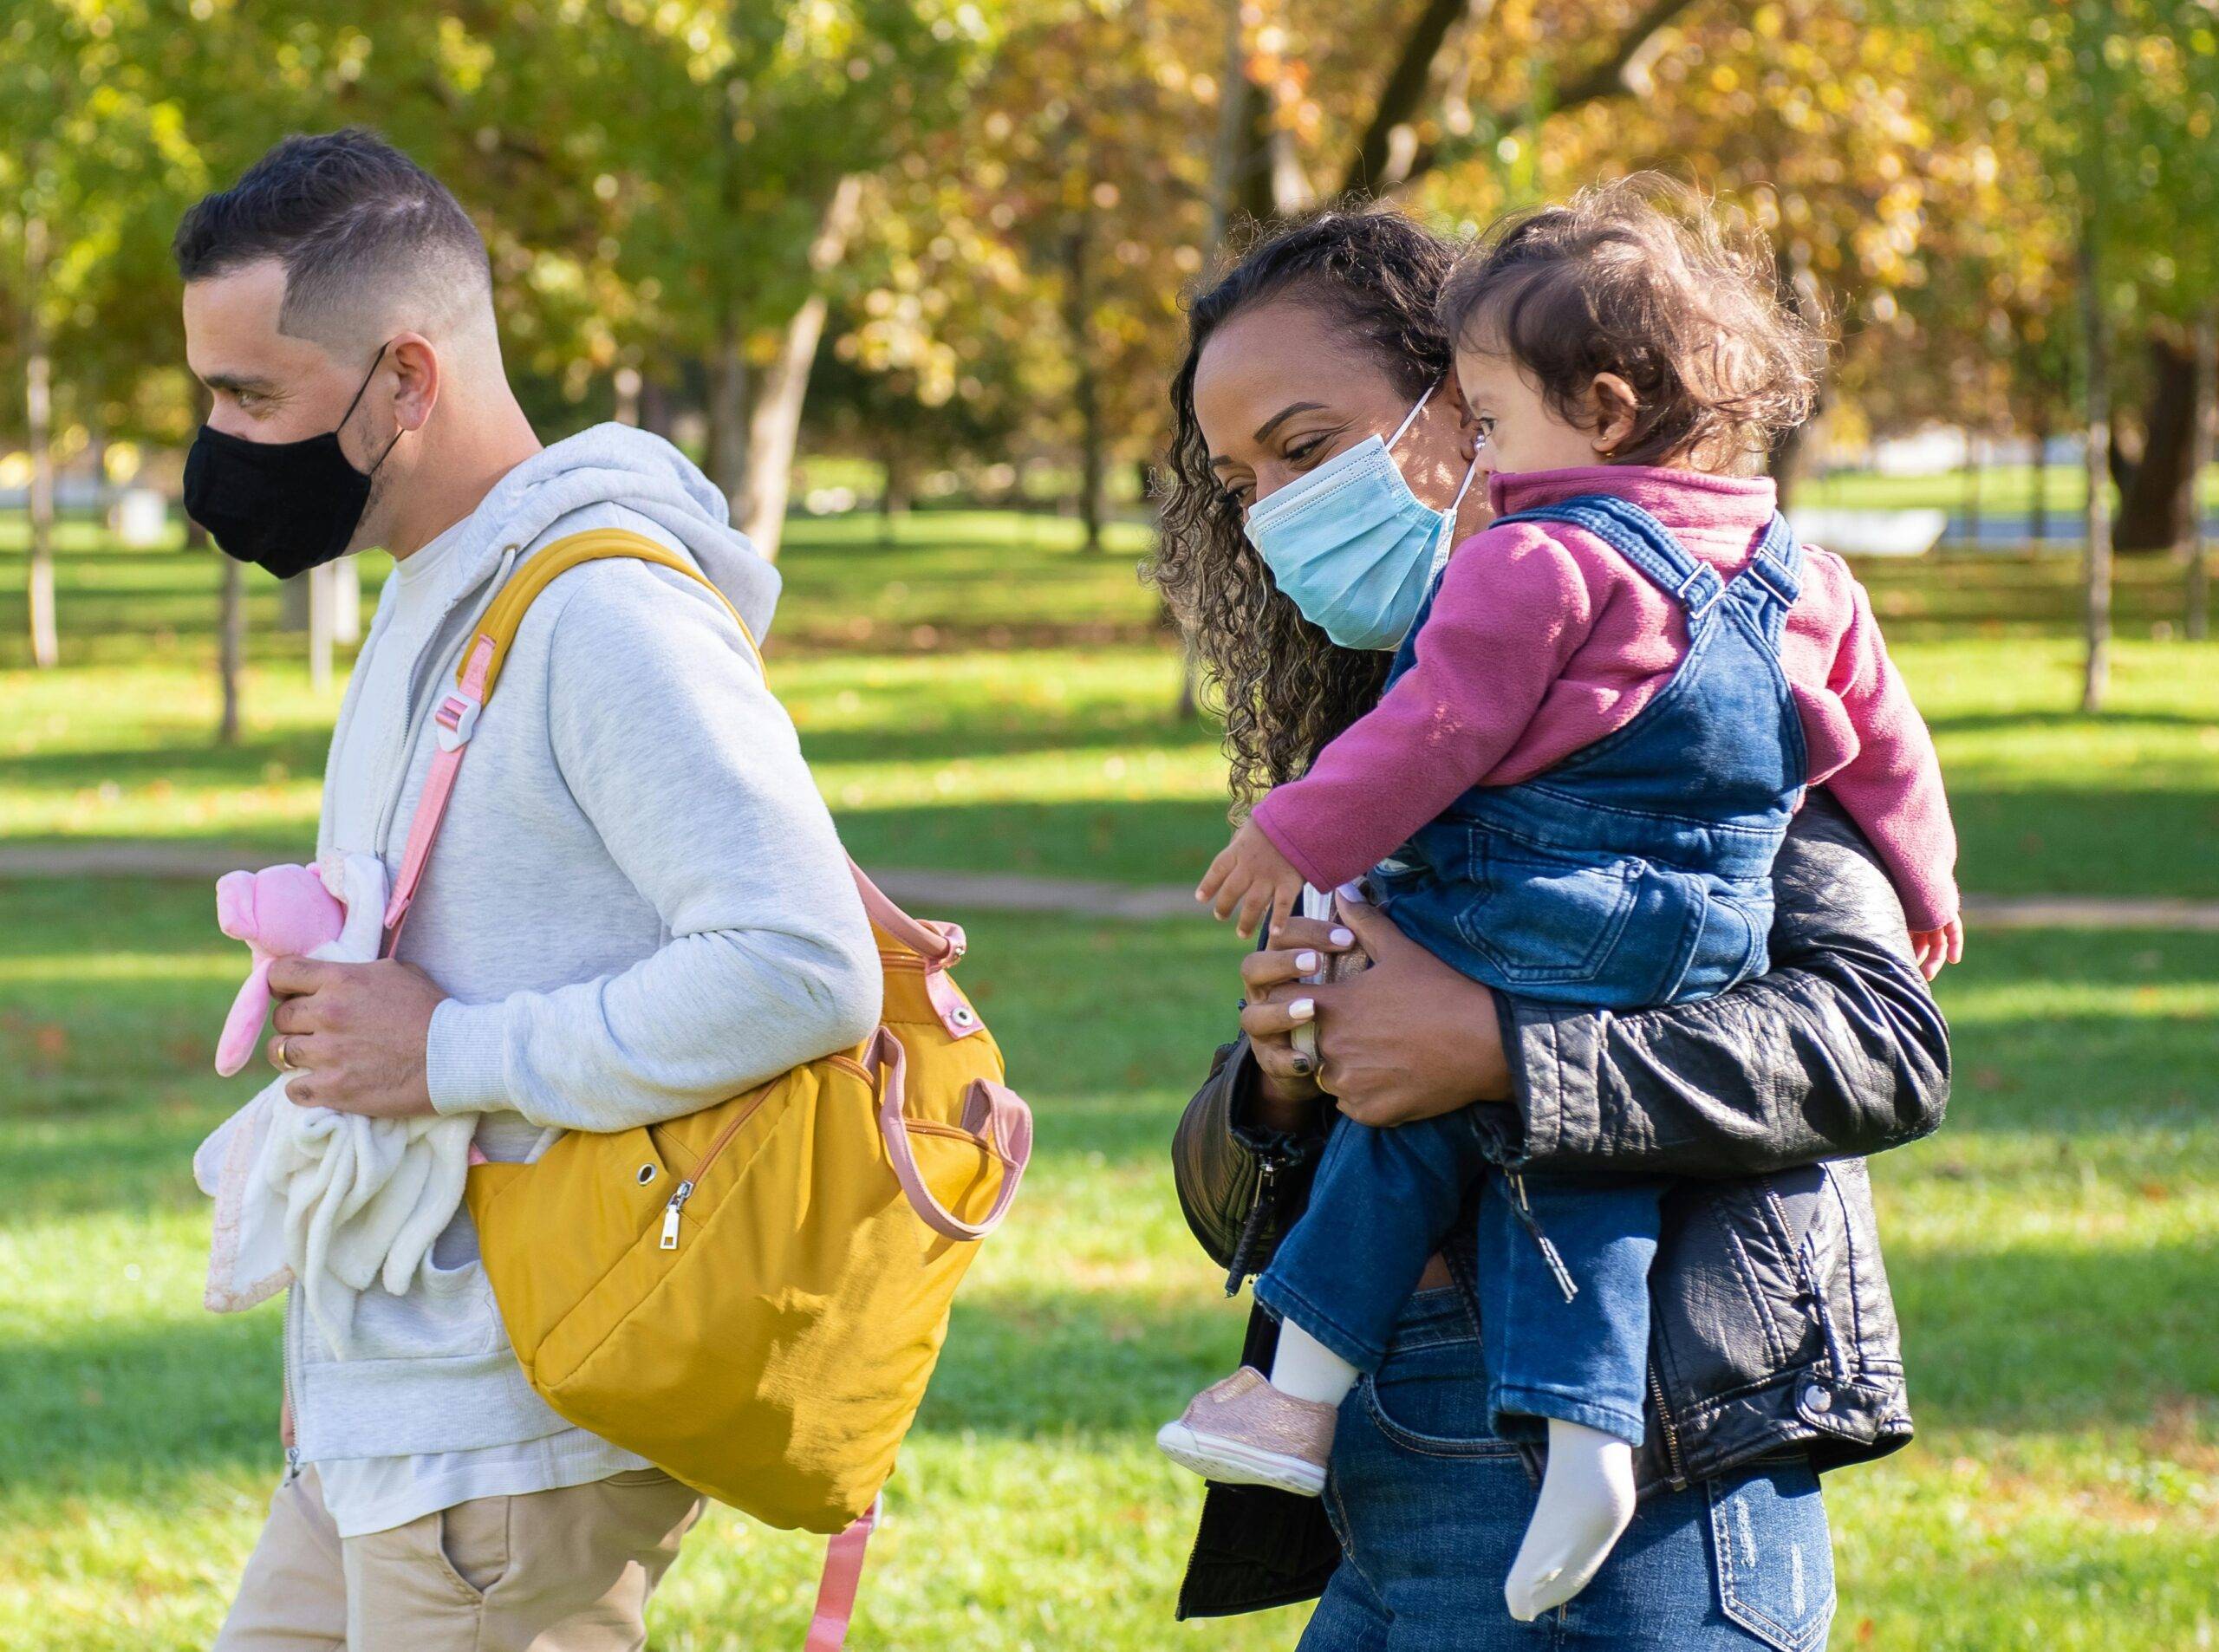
[178,130,882,1649]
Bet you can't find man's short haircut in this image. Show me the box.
[173,127,493,350]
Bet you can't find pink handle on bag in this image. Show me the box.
[850,863,960,965]
[865,1028,1031,1242]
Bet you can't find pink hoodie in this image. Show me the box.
[1251,465,1959,932]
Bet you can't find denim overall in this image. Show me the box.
[1256,495,1810,1447]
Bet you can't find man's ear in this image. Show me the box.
[1589,373,1638,457]
[386,333,442,434]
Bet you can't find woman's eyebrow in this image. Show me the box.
[1253,400,1327,444]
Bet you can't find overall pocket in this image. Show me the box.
[1706,1457,1836,1652]
[1455,835,1639,990]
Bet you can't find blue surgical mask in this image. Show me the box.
[1244,380,1478,651]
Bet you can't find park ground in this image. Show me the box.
[0,504,2214,1649]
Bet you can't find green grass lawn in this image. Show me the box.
[1,509,2215,1648]
[3,513,2216,897]
[0,881,2211,1649]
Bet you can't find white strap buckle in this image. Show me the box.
[433,691,482,751]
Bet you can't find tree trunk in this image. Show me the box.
[736,174,865,561]
[1962,437,1982,549]
[1373,0,1695,194]
[1064,213,1107,553]
[2186,310,2214,641]
[333,556,361,646]
[1766,245,1825,511]
[23,213,58,670]
[1767,420,1812,511]
[1206,0,1256,247]
[2028,400,2052,546]
[2113,329,2197,552]
[308,559,335,695]
[613,366,642,427]
[875,443,914,548]
[640,378,674,440]
[1338,0,1477,197]
[280,570,311,633]
[2079,227,2112,714]
[216,523,244,746]
[705,307,750,510]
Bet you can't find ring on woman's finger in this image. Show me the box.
[277,1035,298,1070]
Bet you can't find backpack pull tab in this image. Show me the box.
[659,1180,694,1250]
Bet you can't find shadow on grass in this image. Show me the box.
[1926,707,2219,736]
[0,731,335,790]
[2,1229,2209,1511]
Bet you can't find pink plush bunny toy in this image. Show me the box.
[214,865,348,1077]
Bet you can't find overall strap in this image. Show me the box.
[1493,493,1726,620]
[379,529,964,993]
[1724,512,1805,646]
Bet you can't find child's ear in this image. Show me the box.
[1589,374,1638,457]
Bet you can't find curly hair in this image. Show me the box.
[1437,175,1828,470]
[1148,206,1461,812]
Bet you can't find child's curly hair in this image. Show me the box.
[1438,175,1829,470]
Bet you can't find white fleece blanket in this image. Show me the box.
[193,853,478,1356]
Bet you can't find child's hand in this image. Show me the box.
[1198,821,1307,940]
[1910,917,1963,982]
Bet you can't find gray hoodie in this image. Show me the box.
[291,425,881,1464]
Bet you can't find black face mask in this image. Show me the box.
[184,343,402,578]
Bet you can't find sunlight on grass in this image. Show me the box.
[3,515,2216,1648]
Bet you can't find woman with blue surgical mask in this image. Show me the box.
[1240,378,1480,652]
[1142,205,1945,1652]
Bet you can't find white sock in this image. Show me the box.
[1503,1419,1638,1622]
[1268,1317,1360,1408]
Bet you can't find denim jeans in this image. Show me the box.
[1256,1110,1662,1445]
[1300,1291,1836,1652]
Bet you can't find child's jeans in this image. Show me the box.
[1254,1107,1660,1447]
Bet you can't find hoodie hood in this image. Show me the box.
[422,423,779,646]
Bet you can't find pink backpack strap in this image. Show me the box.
[804,1499,878,1652]
[866,1028,1032,1242]
[381,634,496,953]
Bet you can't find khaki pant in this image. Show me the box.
[214,1466,704,1652]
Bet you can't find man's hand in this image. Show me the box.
[1198,819,1307,940]
[265,956,446,1117]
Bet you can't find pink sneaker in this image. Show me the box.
[1155,1368,1336,1496]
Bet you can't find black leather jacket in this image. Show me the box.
[1170,796,1950,1620]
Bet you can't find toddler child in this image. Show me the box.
[1155,179,1960,1622]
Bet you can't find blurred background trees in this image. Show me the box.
[5,0,2216,684]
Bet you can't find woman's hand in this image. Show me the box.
[1237,917,1358,1130]
[1242,896,1512,1128]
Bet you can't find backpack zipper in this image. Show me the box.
[655,1089,771,1250]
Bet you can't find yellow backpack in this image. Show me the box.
[378,529,1031,1649]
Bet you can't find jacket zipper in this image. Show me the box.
[655,1089,771,1251]
[1647,1362,1688,1489]
[1223,1154,1285,1295]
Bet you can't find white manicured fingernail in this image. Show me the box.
[1296,951,1320,972]
[1290,998,1316,1022]
[1330,928,1354,946]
